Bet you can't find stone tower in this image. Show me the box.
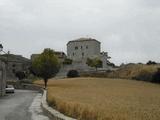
[67,38,101,62]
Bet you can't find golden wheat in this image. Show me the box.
[35,78,160,120]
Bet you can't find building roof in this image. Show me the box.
[67,38,101,45]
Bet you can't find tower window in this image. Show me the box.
[12,64,16,67]
[75,46,78,50]
[82,52,84,57]
[81,46,83,49]
[86,45,88,49]
[73,53,74,56]
[12,69,15,73]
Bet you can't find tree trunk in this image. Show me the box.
[44,79,48,89]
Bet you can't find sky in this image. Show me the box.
[0,0,160,65]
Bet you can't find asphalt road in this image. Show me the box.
[0,90,50,120]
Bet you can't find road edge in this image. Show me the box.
[41,90,77,120]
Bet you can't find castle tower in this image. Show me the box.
[67,38,101,62]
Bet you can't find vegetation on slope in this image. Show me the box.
[81,64,160,83]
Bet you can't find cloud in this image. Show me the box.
[0,0,160,64]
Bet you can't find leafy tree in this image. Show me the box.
[32,48,60,88]
[86,58,102,71]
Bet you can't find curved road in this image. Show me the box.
[0,90,50,120]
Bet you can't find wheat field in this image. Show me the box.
[35,78,160,120]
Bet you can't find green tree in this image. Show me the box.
[86,58,102,71]
[32,48,60,88]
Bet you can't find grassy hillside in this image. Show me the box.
[35,77,160,120]
[109,64,159,79]
[81,64,160,82]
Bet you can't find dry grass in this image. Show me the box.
[108,64,160,79]
[81,64,160,81]
[35,77,160,120]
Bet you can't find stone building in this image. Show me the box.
[31,51,66,63]
[0,54,31,80]
[67,38,110,69]
[67,38,101,61]
[0,60,6,96]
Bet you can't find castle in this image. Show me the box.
[31,38,111,77]
[67,38,111,69]
[67,38,101,61]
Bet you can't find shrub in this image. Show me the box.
[67,70,79,78]
[152,68,160,83]
[146,60,157,65]
[15,71,26,80]
[133,69,153,82]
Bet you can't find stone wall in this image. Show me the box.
[55,62,96,78]
[0,61,6,96]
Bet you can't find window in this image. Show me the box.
[75,46,78,50]
[12,69,15,73]
[73,53,74,56]
[82,52,84,57]
[12,64,16,67]
[81,46,83,49]
[86,45,88,49]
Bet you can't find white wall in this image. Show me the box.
[67,40,101,61]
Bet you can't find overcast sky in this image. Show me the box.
[0,0,160,65]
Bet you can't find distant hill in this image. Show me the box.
[0,54,30,63]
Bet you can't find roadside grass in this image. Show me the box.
[35,77,160,120]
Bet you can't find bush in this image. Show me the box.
[67,70,79,78]
[15,71,26,80]
[133,69,153,82]
[152,68,160,83]
[146,60,157,65]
